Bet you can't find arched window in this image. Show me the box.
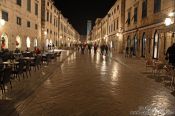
[154,0,161,13]
[133,34,138,56]
[49,40,52,45]
[142,33,146,57]
[1,33,8,49]
[46,39,49,48]
[153,31,159,59]
[16,35,22,48]
[34,39,37,47]
[26,37,31,48]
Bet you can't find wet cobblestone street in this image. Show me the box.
[1,51,175,116]
[16,52,175,116]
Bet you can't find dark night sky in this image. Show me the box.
[54,0,116,35]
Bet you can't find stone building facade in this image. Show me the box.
[124,0,175,60]
[41,0,79,49]
[41,0,60,49]
[90,0,175,58]
[90,0,125,53]
[107,0,125,53]
[0,0,41,51]
[0,0,79,51]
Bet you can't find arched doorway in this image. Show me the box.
[1,33,8,49]
[142,33,146,57]
[16,35,22,48]
[153,31,159,59]
[46,39,49,47]
[127,36,131,47]
[34,38,37,47]
[49,40,53,46]
[26,37,31,48]
[133,34,138,56]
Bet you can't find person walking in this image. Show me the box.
[166,43,175,66]
[88,44,92,54]
[100,44,105,55]
[94,43,98,54]
[125,47,129,57]
[130,46,134,57]
[105,44,109,56]
[52,43,55,50]
[81,43,86,54]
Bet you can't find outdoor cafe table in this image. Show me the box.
[13,53,22,55]
[22,57,35,61]
[2,61,19,65]
[1,61,19,68]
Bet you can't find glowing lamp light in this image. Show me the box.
[104,35,108,39]
[44,31,47,36]
[168,12,175,17]
[164,18,173,26]
[116,33,119,37]
[168,11,175,17]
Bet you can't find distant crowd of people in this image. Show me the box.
[74,43,111,56]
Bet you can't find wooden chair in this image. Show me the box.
[146,58,155,73]
[154,62,165,77]
[1,67,13,93]
[164,65,175,89]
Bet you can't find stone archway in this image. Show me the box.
[1,33,8,49]
[49,40,53,46]
[34,38,38,47]
[142,32,146,57]
[16,35,22,48]
[46,39,49,47]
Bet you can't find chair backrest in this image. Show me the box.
[0,64,3,70]
[23,60,29,70]
[0,66,4,81]
[17,59,25,71]
[146,59,153,65]
[157,63,165,70]
[164,64,173,71]
[35,56,40,65]
[38,55,42,64]
[2,67,12,83]
[46,54,51,61]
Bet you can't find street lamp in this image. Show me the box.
[44,31,47,36]
[168,12,175,17]
[164,18,173,26]
[104,35,108,39]
[116,33,121,37]
[164,10,175,42]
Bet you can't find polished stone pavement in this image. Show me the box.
[0,50,73,116]
[1,51,175,116]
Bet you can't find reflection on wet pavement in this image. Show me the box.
[16,52,175,116]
